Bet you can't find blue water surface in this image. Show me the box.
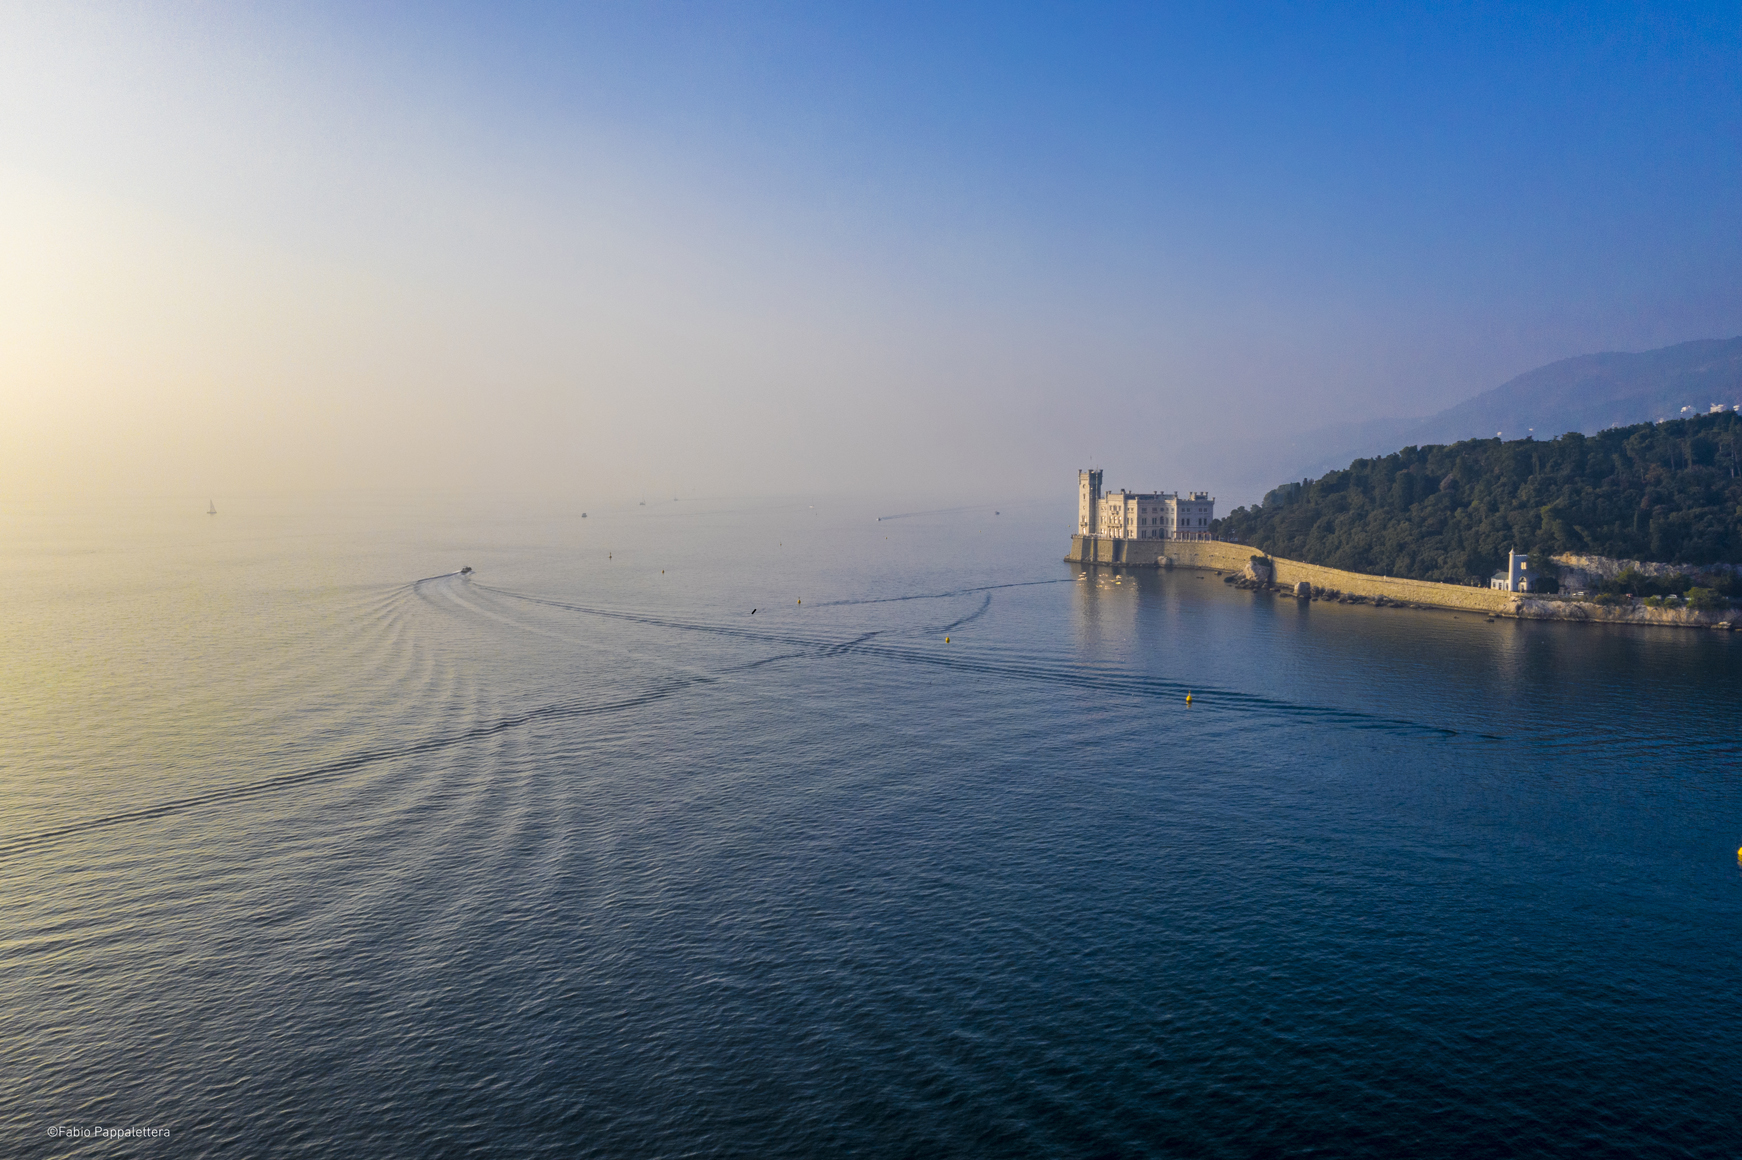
[3,495,1738,1158]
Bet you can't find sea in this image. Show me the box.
[3,494,1740,1159]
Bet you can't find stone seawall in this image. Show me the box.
[1068,536,1515,614]
[1170,541,1517,613]
[1066,536,1737,628]
[1066,534,1172,567]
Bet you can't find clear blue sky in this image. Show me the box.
[3,3,1738,502]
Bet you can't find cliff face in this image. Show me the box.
[1514,597,1734,628]
[1553,553,1742,590]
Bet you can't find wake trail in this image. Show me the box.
[810,579,1070,608]
[475,585,1482,740]
[0,676,702,862]
[874,505,989,522]
[409,571,469,589]
[935,594,993,634]
[5,580,1499,858]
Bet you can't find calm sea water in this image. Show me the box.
[4,495,1740,1158]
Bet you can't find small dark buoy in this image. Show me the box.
[751,609,757,615]
[582,512,588,518]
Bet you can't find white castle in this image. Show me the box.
[1077,469,1215,542]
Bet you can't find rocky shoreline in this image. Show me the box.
[1511,596,1735,629]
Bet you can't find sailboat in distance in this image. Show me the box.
[207,500,217,515]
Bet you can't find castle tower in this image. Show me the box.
[1078,469,1102,536]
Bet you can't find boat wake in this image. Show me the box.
[473,584,1480,738]
[0,675,703,861]
[4,573,1505,862]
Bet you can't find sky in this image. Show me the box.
[2,2,1739,505]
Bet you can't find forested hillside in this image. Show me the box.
[1213,412,1742,584]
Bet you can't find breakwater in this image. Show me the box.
[1067,535,1509,612]
[1065,536,1737,629]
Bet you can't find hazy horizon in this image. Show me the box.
[8,13,1742,1149]
[4,3,1739,508]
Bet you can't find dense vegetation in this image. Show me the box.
[1213,412,1742,586]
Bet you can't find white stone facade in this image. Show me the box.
[1077,469,1214,541]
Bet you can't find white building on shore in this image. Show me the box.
[1077,469,1215,541]
[1490,550,1538,592]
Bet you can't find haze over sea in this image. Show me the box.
[4,496,1739,1158]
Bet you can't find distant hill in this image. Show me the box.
[1268,337,1742,484]
[1213,411,1742,584]
[1405,337,1742,443]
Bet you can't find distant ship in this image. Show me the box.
[207,500,217,515]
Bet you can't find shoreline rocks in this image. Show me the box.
[1514,597,1737,628]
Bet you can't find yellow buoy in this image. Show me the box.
[944,636,950,643]
[1185,692,1193,704]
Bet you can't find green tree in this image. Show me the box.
[1686,587,1731,611]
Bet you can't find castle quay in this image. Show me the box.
[1066,471,1735,628]
[1065,533,1178,567]
[1070,534,1737,628]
